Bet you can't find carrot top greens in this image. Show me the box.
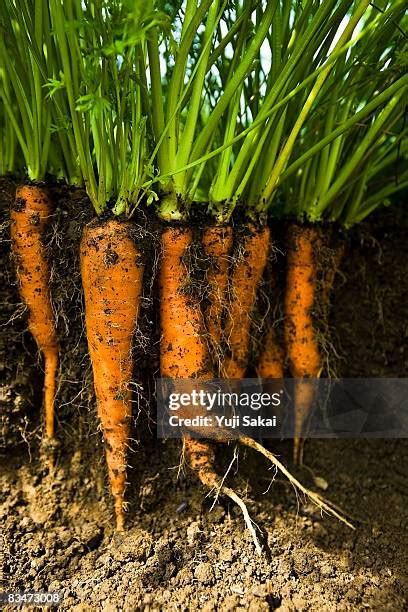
[279,0,408,226]
[0,80,17,177]
[48,0,165,214]
[0,0,65,182]
[149,1,407,224]
[0,1,406,223]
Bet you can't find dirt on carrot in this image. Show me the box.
[256,324,285,378]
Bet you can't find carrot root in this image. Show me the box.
[10,185,59,441]
[183,436,216,488]
[223,224,270,379]
[160,223,351,547]
[285,224,321,378]
[80,218,144,531]
[239,436,354,529]
[44,350,59,439]
[160,226,264,550]
[292,380,317,465]
[284,224,321,464]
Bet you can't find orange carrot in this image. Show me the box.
[160,226,211,379]
[183,436,217,487]
[80,218,144,531]
[285,226,345,464]
[159,226,224,502]
[10,185,59,440]
[223,224,270,378]
[284,224,321,465]
[202,225,233,372]
[285,224,322,378]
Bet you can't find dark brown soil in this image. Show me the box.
[1,187,407,611]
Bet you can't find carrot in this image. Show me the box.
[285,224,322,378]
[223,224,270,378]
[284,226,346,464]
[159,227,217,523]
[80,218,144,531]
[159,226,211,379]
[202,225,233,372]
[183,436,216,487]
[284,224,322,465]
[10,185,59,440]
[159,225,213,477]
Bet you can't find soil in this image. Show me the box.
[1,185,407,611]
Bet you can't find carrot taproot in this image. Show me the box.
[80,218,144,531]
[159,225,213,479]
[223,224,270,378]
[284,224,322,465]
[202,225,233,372]
[285,224,322,378]
[285,226,346,464]
[183,436,216,486]
[10,185,59,440]
[159,227,218,517]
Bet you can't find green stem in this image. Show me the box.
[313,90,405,218]
[260,0,372,205]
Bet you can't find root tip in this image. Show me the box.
[293,438,304,466]
[115,514,125,532]
[115,499,125,532]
